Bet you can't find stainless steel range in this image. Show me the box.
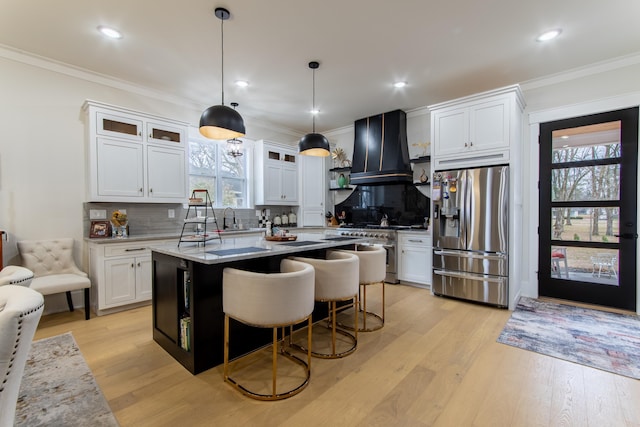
[325,226,399,283]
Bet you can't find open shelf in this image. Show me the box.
[329,186,355,191]
[410,155,431,164]
[413,182,431,187]
[329,166,351,172]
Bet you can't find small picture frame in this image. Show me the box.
[90,220,111,238]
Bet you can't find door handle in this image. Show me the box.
[614,233,638,239]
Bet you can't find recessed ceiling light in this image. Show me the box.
[562,144,569,148]
[97,25,123,39]
[536,29,562,42]
[310,108,320,115]
[394,81,408,88]
[235,80,249,88]
[561,135,569,139]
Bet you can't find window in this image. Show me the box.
[188,130,249,208]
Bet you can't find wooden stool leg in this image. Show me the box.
[84,288,90,320]
[66,291,74,312]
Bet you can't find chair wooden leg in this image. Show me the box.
[66,291,74,312]
[84,288,90,320]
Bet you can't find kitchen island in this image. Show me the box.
[150,232,367,374]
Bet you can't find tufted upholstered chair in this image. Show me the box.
[0,285,44,427]
[222,258,315,400]
[290,250,359,358]
[17,238,91,320]
[0,266,34,287]
[337,244,387,331]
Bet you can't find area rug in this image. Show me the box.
[15,332,119,426]
[497,297,640,380]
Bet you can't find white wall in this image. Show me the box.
[0,53,298,265]
[3,48,640,313]
[0,52,299,313]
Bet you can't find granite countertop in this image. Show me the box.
[150,232,369,265]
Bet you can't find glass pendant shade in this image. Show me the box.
[299,132,330,156]
[199,105,245,140]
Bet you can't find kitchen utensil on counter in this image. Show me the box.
[380,214,389,227]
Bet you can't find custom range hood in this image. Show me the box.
[349,109,412,185]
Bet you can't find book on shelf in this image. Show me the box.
[183,272,190,312]
[180,316,191,351]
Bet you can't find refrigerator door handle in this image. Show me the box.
[433,269,506,283]
[433,249,507,261]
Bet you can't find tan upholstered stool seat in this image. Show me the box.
[222,259,315,401]
[291,250,359,358]
[338,244,387,331]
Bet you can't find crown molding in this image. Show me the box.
[0,44,302,137]
[520,51,640,91]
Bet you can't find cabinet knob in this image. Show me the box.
[139,188,143,193]
[150,188,153,193]
[131,263,134,268]
[464,142,468,148]
[137,262,141,267]
[469,141,473,147]
[138,131,142,136]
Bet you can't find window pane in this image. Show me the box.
[551,164,620,202]
[551,207,619,243]
[221,178,244,208]
[552,246,618,286]
[189,141,216,176]
[552,121,620,163]
[188,132,248,208]
[189,176,215,202]
[219,150,246,177]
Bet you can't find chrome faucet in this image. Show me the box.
[223,207,236,230]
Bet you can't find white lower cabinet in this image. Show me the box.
[89,239,170,315]
[398,232,432,286]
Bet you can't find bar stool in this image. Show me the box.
[337,244,386,332]
[222,258,315,401]
[290,250,359,358]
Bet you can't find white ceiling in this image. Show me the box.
[1,0,639,134]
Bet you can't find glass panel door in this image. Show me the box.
[539,107,638,311]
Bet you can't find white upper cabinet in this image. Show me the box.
[96,111,143,142]
[84,100,189,203]
[253,140,299,205]
[96,137,145,198]
[430,85,524,170]
[145,120,186,147]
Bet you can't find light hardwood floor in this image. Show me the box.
[34,284,640,426]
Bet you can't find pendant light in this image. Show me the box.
[199,7,246,140]
[226,103,244,157]
[298,61,330,157]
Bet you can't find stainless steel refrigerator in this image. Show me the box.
[432,165,509,307]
